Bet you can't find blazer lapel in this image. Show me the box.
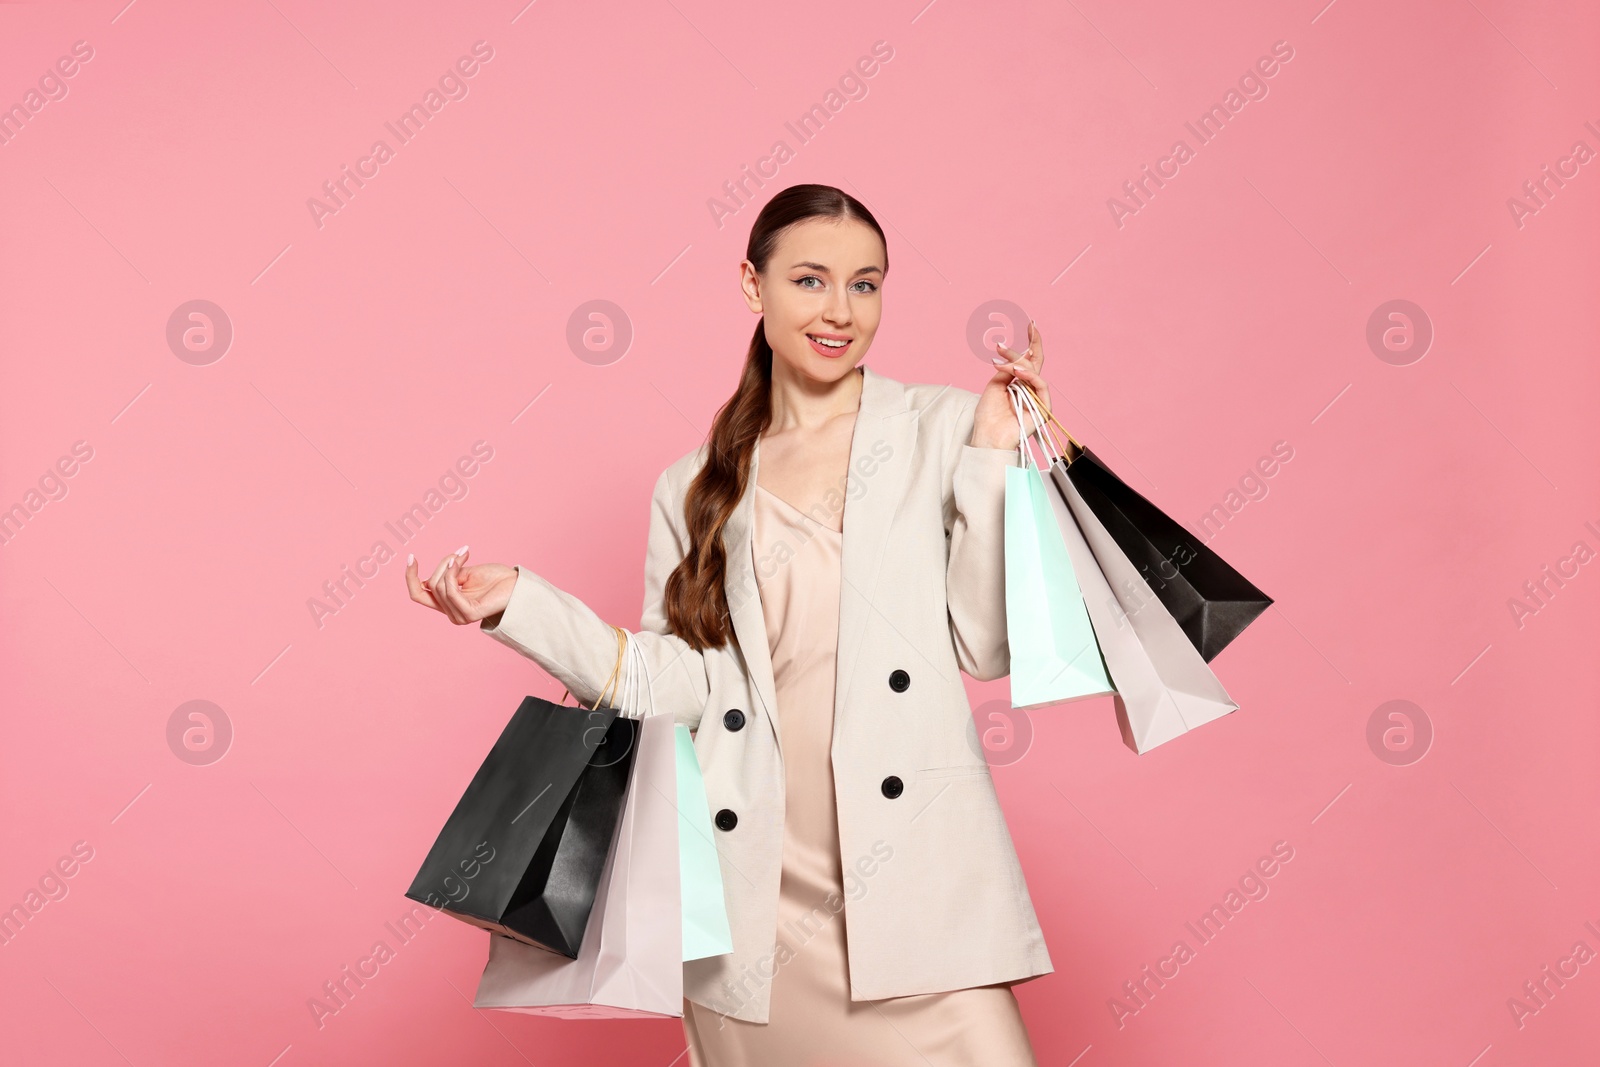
[719,365,913,764]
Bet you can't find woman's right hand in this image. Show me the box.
[406,547,519,624]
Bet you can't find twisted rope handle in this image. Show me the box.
[559,624,628,710]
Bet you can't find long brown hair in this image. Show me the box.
[662,183,888,651]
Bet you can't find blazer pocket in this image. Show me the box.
[915,763,992,782]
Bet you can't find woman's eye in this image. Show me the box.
[796,275,876,292]
[795,276,877,293]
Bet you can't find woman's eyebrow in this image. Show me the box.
[790,261,884,277]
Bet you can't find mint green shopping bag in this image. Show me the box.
[1005,383,1114,710]
[674,724,733,961]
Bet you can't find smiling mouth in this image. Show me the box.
[807,333,853,354]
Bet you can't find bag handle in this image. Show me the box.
[559,624,628,711]
[1004,382,1068,470]
[558,623,657,719]
[1008,380,1072,473]
[618,629,658,720]
[1008,378,1083,461]
[1007,381,1032,470]
[1008,381,1052,471]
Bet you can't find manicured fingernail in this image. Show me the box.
[455,544,469,555]
[407,553,414,566]
[447,557,455,568]
[991,356,1008,365]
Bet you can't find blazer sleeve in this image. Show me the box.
[479,466,711,725]
[944,392,1017,682]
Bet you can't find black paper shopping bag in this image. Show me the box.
[1065,445,1272,662]
[406,696,639,958]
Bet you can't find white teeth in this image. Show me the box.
[810,335,848,348]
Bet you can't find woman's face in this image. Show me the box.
[741,216,885,384]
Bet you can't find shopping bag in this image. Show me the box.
[1045,464,1239,753]
[1003,382,1114,710]
[472,631,685,1018]
[1005,380,1240,752]
[405,625,639,956]
[676,723,733,961]
[1065,446,1272,662]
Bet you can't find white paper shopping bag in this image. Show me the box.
[472,636,684,1018]
[1045,466,1239,753]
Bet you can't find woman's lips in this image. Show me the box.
[807,334,852,358]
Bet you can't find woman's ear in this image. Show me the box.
[738,259,763,314]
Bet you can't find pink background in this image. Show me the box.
[3,0,1597,1064]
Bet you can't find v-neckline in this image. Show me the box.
[755,482,842,535]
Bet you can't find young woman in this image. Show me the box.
[407,184,1058,1065]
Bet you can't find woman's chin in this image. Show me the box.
[774,347,862,382]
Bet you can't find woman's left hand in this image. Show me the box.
[971,319,1052,451]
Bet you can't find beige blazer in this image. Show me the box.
[480,364,1053,1023]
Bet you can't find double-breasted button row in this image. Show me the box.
[719,778,900,830]
[715,709,744,831]
[883,672,908,795]
[715,696,906,829]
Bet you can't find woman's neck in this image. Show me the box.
[765,363,863,435]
